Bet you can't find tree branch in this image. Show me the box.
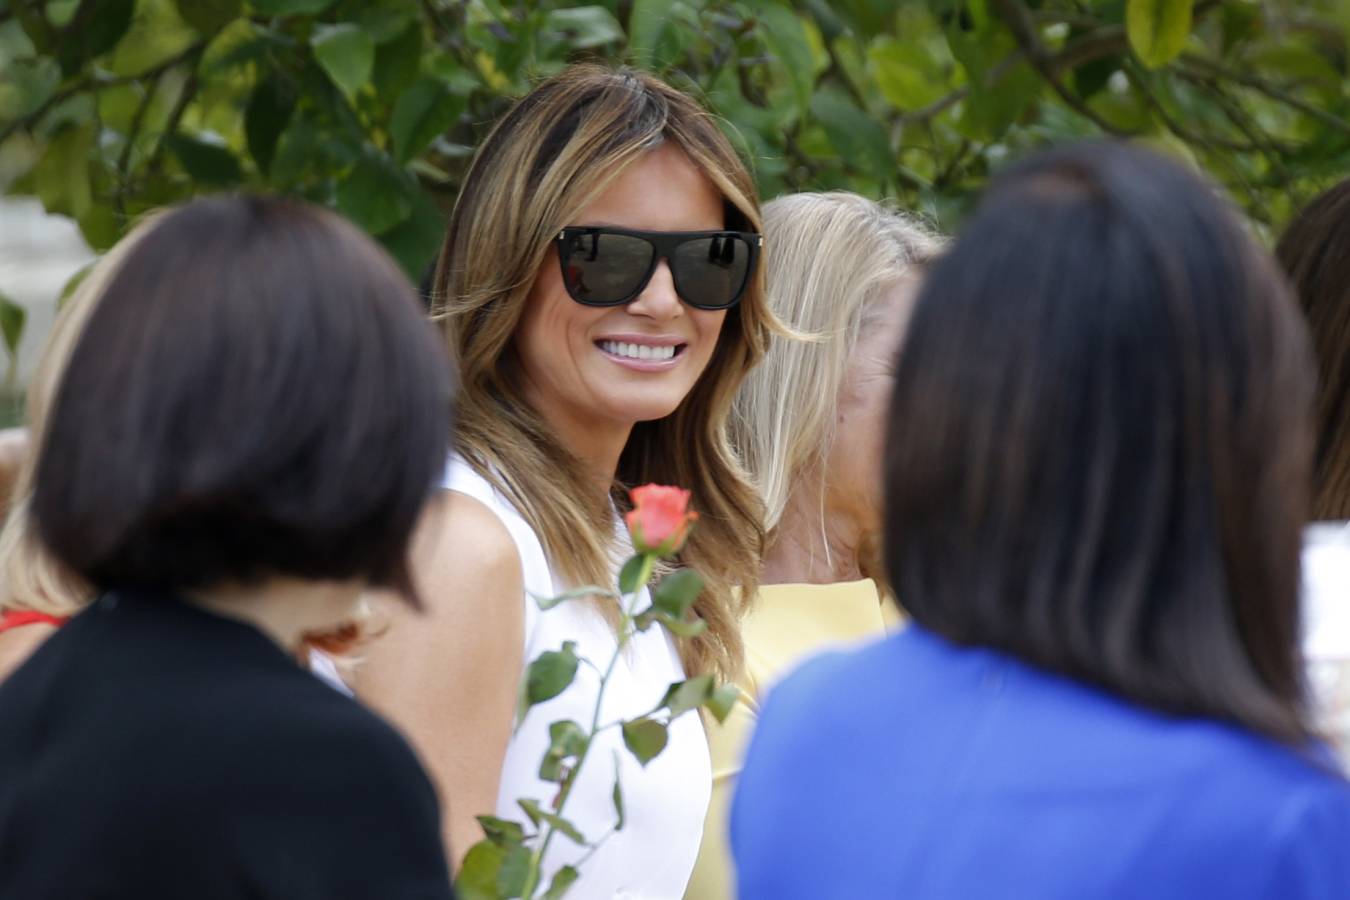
[990,0,1133,136]
[1179,54,1350,137]
[0,40,206,145]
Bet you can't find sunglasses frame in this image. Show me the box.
[554,225,762,311]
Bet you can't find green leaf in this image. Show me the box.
[252,0,337,14]
[0,56,61,122]
[336,155,413,235]
[757,3,816,119]
[372,22,423,97]
[390,77,461,165]
[539,719,588,782]
[378,189,446,283]
[629,0,682,66]
[496,845,532,898]
[245,76,295,175]
[537,809,587,845]
[174,0,241,34]
[810,86,893,185]
[456,840,506,900]
[518,641,579,722]
[655,612,707,638]
[33,123,94,219]
[517,798,543,827]
[870,33,950,110]
[547,6,624,49]
[542,865,580,900]
[77,205,120,252]
[611,754,625,831]
[58,262,95,309]
[476,815,526,848]
[658,674,714,717]
[312,23,375,103]
[165,134,243,185]
[1126,0,1194,68]
[651,568,703,618]
[618,554,647,595]
[0,296,25,363]
[704,683,741,724]
[621,717,669,766]
[58,0,135,76]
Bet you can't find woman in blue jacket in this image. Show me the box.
[732,141,1350,899]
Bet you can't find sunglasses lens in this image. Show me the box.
[560,231,655,305]
[672,234,752,309]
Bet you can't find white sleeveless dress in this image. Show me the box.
[444,455,711,899]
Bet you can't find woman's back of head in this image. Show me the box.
[32,195,453,603]
[1277,181,1350,521]
[884,141,1315,743]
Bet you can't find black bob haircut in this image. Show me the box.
[884,141,1316,743]
[33,195,453,607]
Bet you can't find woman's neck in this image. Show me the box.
[188,577,361,652]
[550,415,632,500]
[761,479,868,586]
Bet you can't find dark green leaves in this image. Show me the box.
[539,720,588,782]
[517,641,579,725]
[252,0,338,15]
[336,155,412,234]
[621,717,669,766]
[175,0,242,34]
[245,77,295,175]
[312,24,374,103]
[617,555,647,595]
[165,135,242,185]
[390,78,462,165]
[541,865,580,900]
[0,294,26,380]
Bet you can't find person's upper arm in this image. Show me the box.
[352,491,524,872]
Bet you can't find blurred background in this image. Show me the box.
[2,0,1349,422]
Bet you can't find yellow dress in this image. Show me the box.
[684,579,902,899]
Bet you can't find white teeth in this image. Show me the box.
[600,341,677,361]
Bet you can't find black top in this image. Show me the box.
[0,588,455,899]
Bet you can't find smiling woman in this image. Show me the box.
[348,64,777,897]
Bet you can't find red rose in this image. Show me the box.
[625,485,698,555]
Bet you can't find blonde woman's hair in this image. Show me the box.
[433,64,774,679]
[732,192,943,535]
[0,220,161,616]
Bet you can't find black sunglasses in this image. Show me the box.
[555,226,761,311]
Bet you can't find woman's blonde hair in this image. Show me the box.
[732,192,943,535]
[0,220,160,616]
[432,64,774,679]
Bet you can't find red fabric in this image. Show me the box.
[0,610,69,634]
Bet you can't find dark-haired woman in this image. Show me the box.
[0,196,457,899]
[1278,183,1350,763]
[732,142,1350,898]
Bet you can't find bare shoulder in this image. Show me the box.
[0,623,57,685]
[406,490,524,621]
[354,490,525,686]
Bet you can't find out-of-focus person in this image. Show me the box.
[350,64,776,894]
[0,195,458,900]
[1278,183,1350,763]
[686,192,940,899]
[0,236,127,682]
[732,142,1350,899]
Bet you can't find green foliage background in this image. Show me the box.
[3,0,1350,290]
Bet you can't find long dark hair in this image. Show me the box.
[884,142,1316,743]
[1277,180,1350,521]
